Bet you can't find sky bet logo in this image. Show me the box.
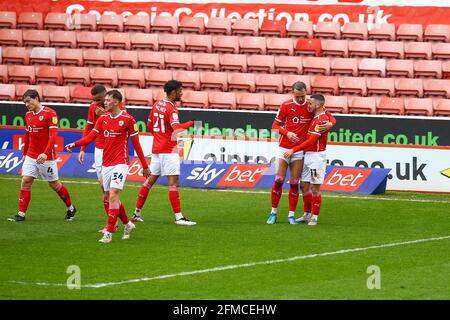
[217,164,269,188]
[322,168,372,192]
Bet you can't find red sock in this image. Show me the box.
[103,192,109,215]
[288,180,299,212]
[312,193,322,215]
[271,176,284,209]
[303,191,312,213]
[118,202,129,225]
[168,186,181,214]
[18,187,31,214]
[106,202,120,233]
[136,180,151,210]
[55,184,72,207]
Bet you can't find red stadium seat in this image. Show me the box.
[348,40,376,57]
[44,13,71,30]
[386,59,414,78]
[117,68,145,88]
[396,24,423,42]
[72,14,97,31]
[172,70,200,90]
[151,15,178,34]
[2,47,29,64]
[179,16,205,34]
[124,14,150,33]
[181,90,209,108]
[330,58,358,76]
[404,98,433,116]
[23,30,49,47]
[348,96,376,114]
[414,60,442,79]
[321,39,348,57]
[151,88,167,102]
[62,66,90,86]
[104,32,131,50]
[15,84,42,100]
[8,65,35,84]
[30,47,55,65]
[205,18,231,35]
[314,22,341,39]
[49,30,76,48]
[70,86,92,103]
[17,12,43,29]
[442,61,450,79]
[255,74,283,93]
[432,42,450,59]
[76,31,104,49]
[228,73,255,92]
[377,97,404,115]
[358,58,386,77]
[311,75,338,95]
[83,49,110,67]
[423,79,450,98]
[295,38,322,56]
[0,64,8,83]
[286,21,313,38]
[303,57,330,75]
[208,91,236,109]
[404,42,432,60]
[232,19,259,36]
[199,71,228,91]
[323,95,348,113]
[219,54,247,72]
[274,56,303,74]
[264,93,291,111]
[158,34,185,51]
[236,92,265,110]
[0,29,22,46]
[0,12,16,29]
[424,24,449,42]
[260,20,286,38]
[212,35,239,53]
[110,50,138,68]
[97,14,123,32]
[185,34,212,53]
[90,67,118,87]
[433,98,450,116]
[376,41,404,59]
[164,52,192,70]
[342,22,368,40]
[144,69,172,87]
[130,33,158,50]
[247,55,275,73]
[394,78,423,97]
[239,36,266,55]
[266,37,294,56]
[366,77,395,96]
[0,83,15,100]
[192,53,219,71]
[137,51,164,69]
[35,65,62,85]
[56,48,83,66]
[282,75,311,93]
[124,88,153,106]
[368,24,395,41]
[42,85,70,103]
[338,76,367,96]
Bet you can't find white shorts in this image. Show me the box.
[102,164,129,191]
[301,151,327,185]
[94,147,103,179]
[22,156,59,182]
[150,153,180,176]
[277,147,304,164]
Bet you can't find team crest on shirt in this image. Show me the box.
[292,117,300,124]
[52,116,58,124]
[172,113,179,120]
[39,116,44,121]
[119,120,124,126]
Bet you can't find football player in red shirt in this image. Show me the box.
[132,80,197,225]
[284,94,331,226]
[66,90,150,243]
[8,89,76,222]
[267,82,335,225]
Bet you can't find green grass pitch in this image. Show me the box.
[0,174,449,300]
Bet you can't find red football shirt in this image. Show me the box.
[24,106,58,160]
[147,100,181,154]
[304,112,330,153]
[92,110,139,167]
[85,101,126,149]
[274,98,312,149]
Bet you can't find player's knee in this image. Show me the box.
[311,188,321,196]
[274,175,285,184]
[21,176,33,188]
[289,177,299,185]
[49,181,61,191]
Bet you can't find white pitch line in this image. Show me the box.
[9,235,450,289]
